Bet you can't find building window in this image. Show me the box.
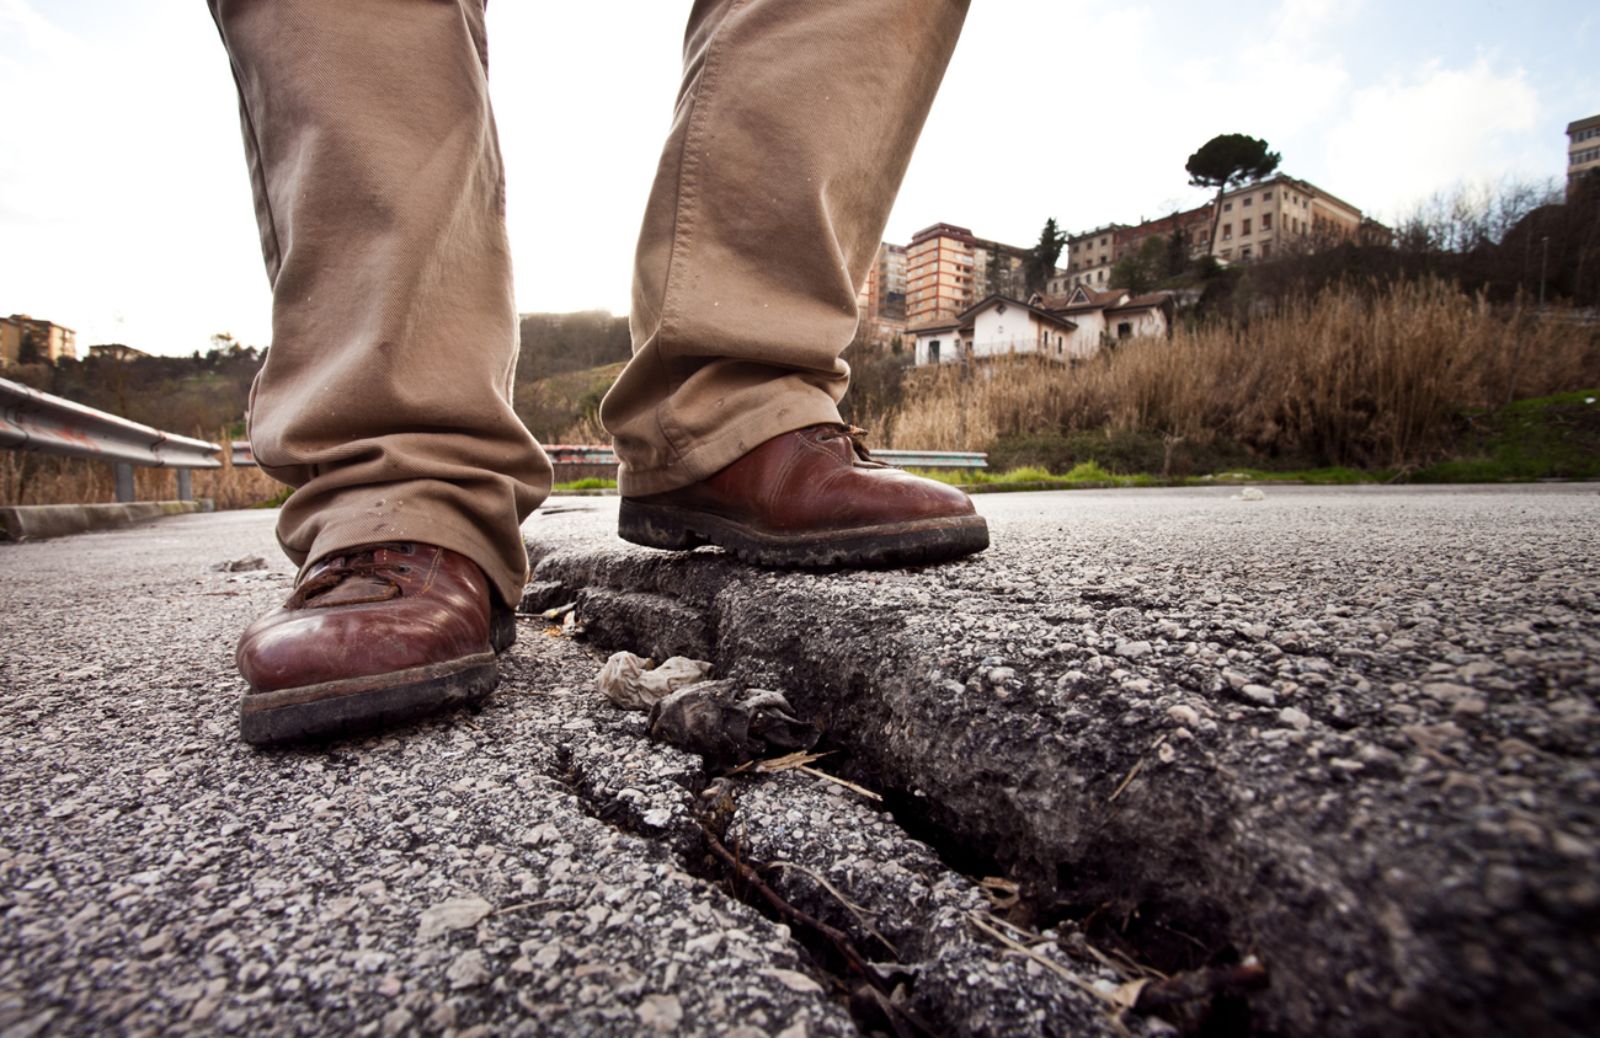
[1242,196,1253,207]
[1241,245,1253,260]
[1242,218,1252,235]
[1221,248,1232,259]
[1263,190,1273,200]
[1261,212,1272,230]
[1117,321,1132,339]
[929,340,941,363]
[1261,242,1272,258]
[1223,201,1233,212]
[1222,223,1232,239]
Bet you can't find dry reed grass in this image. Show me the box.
[880,280,1600,468]
[0,431,284,510]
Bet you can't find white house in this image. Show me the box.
[909,317,970,366]
[1034,285,1174,354]
[968,296,1078,362]
[911,287,1174,366]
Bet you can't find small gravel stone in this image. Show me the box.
[417,897,492,941]
[636,994,684,1032]
[761,968,823,994]
[1241,684,1277,706]
[446,950,491,990]
[1277,707,1312,731]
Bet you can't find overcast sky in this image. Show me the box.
[2,0,1595,357]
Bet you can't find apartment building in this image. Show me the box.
[0,319,19,367]
[1058,224,1124,291]
[0,314,77,366]
[1117,204,1215,266]
[87,343,152,361]
[1569,113,1600,195]
[1210,175,1363,263]
[903,223,1030,330]
[856,243,909,347]
[905,223,978,327]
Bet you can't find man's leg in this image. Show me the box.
[602,0,985,567]
[210,0,551,743]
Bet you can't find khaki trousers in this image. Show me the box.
[209,0,968,608]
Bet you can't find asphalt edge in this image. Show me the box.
[0,500,212,542]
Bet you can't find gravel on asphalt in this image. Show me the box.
[524,485,1600,1037]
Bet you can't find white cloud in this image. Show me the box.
[1323,57,1541,219]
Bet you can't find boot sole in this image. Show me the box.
[239,607,518,746]
[239,652,499,746]
[617,500,990,568]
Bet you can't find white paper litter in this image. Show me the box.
[597,651,714,711]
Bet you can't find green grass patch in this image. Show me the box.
[1413,389,1600,482]
[553,477,617,492]
[1192,466,1389,485]
[912,461,1394,492]
[912,461,1123,491]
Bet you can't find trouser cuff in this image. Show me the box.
[283,488,532,610]
[615,392,844,498]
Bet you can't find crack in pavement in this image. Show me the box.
[522,486,1600,1037]
[1,509,1133,1038]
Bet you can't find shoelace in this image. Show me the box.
[287,542,417,608]
[817,423,877,463]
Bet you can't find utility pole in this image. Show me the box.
[1539,235,1550,309]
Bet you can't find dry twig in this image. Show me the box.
[769,860,900,958]
[1108,734,1169,804]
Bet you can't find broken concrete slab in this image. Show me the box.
[523,486,1600,1036]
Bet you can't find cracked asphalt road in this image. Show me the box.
[3,485,1597,1037]
[524,484,1600,1036]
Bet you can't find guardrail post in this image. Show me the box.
[176,469,193,502]
[114,462,135,503]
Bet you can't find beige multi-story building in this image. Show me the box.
[1207,174,1364,263]
[906,223,978,327]
[87,343,152,361]
[1060,224,1124,290]
[904,223,1030,332]
[1568,114,1600,195]
[1053,208,1214,294]
[856,242,910,347]
[0,318,20,368]
[0,314,77,366]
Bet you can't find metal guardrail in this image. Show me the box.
[869,449,989,470]
[0,376,221,502]
[542,443,987,470]
[229,442,988,475]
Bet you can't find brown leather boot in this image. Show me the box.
[235,543,515,745]
[618,424,989,567]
